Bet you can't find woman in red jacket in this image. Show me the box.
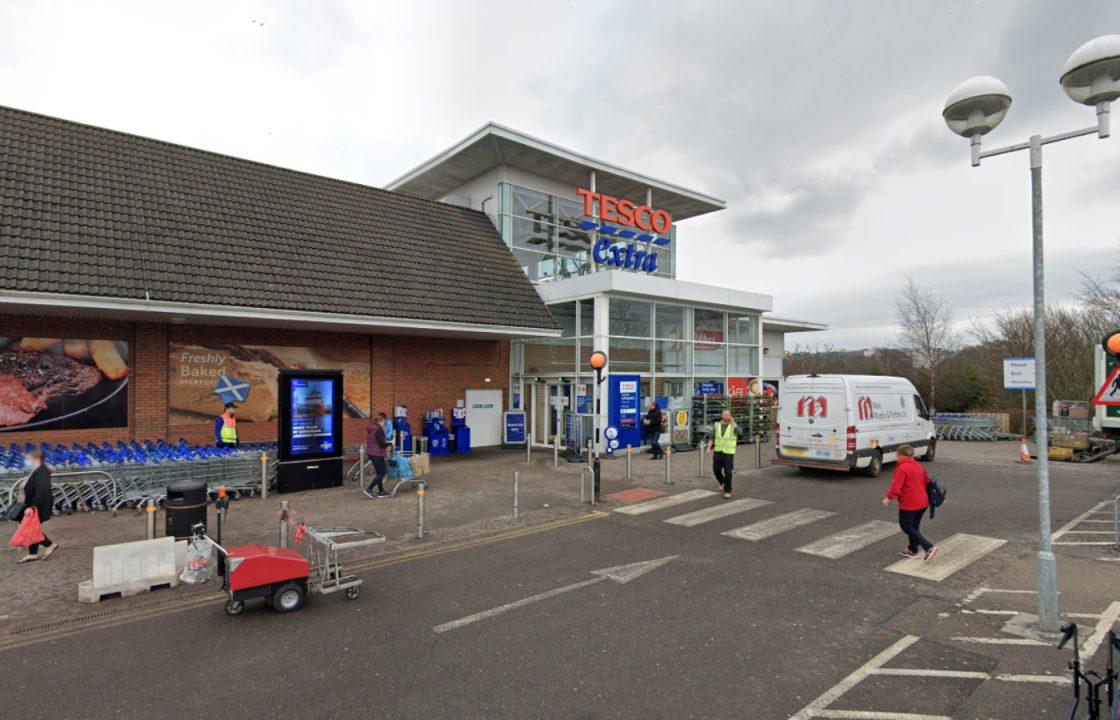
[882,445,939,561]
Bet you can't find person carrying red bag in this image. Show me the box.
[10,450,58,563]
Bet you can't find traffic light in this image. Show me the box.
[1103,329,1120,357]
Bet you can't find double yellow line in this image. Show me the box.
[0,510,608,653]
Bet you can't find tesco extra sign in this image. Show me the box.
[576,188,672,274]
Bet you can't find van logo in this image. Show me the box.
[796,396,828,419]
[857,396,874,421]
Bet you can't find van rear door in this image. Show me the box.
[779,378,847,462]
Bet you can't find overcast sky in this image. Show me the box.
[2,1,1118,348]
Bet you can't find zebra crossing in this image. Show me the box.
[612,490,1005,582]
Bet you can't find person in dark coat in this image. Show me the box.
[643,401,665,459]
[363,413,391,498]
[17,449,57,563]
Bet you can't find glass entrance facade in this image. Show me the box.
[511,295,761,442]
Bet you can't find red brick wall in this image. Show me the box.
[0,314,508,448]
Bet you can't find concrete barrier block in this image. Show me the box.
[78,536,180,603]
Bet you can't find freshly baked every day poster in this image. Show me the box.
[168,344,370,426]
[0,337,130,431]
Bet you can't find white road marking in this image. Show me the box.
[788,634,919,720]
[796,520,898,559]
[885,534,1006,582]
[973,609,1103,619]
[1080,601,1120,660]
[663,497,771,526]
[1053,500,1112,541]
[872,667,1065,684]
[1054,541,1115,546]
[724,508,835,542]
[873,668,988,679]
[1062,530,1115,535]
[993,674,1068,684]
[431,556,677,633]
[1097,557,1120,562]
[612,489,717,516]
[813,711,950,720]
[951,637,1048,646]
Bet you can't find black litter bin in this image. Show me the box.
[165,479,208,539]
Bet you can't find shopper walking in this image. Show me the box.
[15,450,57,563]
[882,445,940,561]
[214,403,239,449]
[363,413,391,498]
[644,401,664,460]
[707,409,738,499]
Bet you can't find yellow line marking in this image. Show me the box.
[0,510,608,653]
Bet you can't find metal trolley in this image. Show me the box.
[303,526,386,600]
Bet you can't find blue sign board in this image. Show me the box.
[607,374,642,451]
[503,411,526,445]
[697,381,724,396]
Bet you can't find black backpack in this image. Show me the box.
[927,475,947,518]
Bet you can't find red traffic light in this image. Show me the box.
[1104,330,1120,357]
[588,351,607,370]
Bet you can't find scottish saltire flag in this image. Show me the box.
[213,375,251,404]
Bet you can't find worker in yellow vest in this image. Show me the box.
[706,409,738,499]
[215,403,239,449]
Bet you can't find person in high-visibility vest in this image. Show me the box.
[215,403,239,449]
[706,409,738,499]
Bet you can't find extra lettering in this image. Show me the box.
[592,239,659,273]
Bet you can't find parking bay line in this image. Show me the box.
[663,497,771,526]
[1053,500,1112,542]
[885,534,1006,582]
[724,508,835,542]
[788,634,920,720]
[612,488,717,516]
[796,520,898,559]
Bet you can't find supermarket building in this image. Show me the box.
[0,108,822,450]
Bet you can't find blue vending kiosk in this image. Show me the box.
[607,374,642,453]
[450,406,471,454]
[424,411,451,456]
[393,405,412,454]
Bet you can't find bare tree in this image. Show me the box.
[1078,245,1120,336]
[895,277,958,409]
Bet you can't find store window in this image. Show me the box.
[729,345,758,375]
[728,313,759,345]
[549,302,577,337]
[578,299,594,337]
[609,299,651,338]
[513,247,555,283]
[655,304,686,339]
[512,186,552,222]
[522,338,577,374]
[609,337,652,373]
[655,340,690,374]
[511,216,553,252]
[694,309,725,344]
[694,344,726,375]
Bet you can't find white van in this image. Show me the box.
[775,374,936,477]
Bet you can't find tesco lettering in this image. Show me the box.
[576,188,673,234]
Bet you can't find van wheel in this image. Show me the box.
[862,452,883,478]
[922,441,936,462]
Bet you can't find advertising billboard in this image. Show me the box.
[168,343,369,426]
[278,370,344,462]
[0,337,129,431]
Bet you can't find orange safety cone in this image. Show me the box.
[1018,437,1032,463]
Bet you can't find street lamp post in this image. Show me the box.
[942,35,1120,634]
[588,350,608,500]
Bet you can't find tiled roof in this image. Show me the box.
[0,105,558,332]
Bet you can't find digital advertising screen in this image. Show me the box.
[279,370,344,462]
